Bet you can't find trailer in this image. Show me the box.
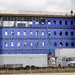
[0,54,48,68]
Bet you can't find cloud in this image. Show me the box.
[0,0,74,12]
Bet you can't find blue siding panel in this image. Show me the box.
[0,17,75,54]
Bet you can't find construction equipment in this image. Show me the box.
[40,17,54,57]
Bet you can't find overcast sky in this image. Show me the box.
[0,0,75,12]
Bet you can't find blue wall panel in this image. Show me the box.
[0,17,75,54]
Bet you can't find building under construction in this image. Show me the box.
[0,11,75,68]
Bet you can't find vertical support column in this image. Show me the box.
[0,17,3,27]
[14,17,16,27]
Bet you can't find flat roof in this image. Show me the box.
[0,10,75,18]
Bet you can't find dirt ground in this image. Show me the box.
[1,73,75,75]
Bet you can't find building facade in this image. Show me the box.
[0,11,75,55]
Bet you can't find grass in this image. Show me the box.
[0,68,75,74]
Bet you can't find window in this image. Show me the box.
[71,21,73,25]
[62,58,66,61]
[65,21,67,25]
[66,42,68,46]
[24,42,26,47]
[30,31,33,35]
[36,31,38,36]
[59,31,62,36]
[54,42,57,46]
[30,42,33,46]
[5,42,8,47]
[42,31,45,36]
[11,31,14,35]
[17,42,20,47]
[54,31,56,35]
[48,20,51,25]
[60,42,63,47]
[36,42,39,47]
[29,21,32,25]
[24,31,26,36]
[71,42,74,46]
[11,42,14,47]
[42,22,44,24]
[54,20,56,24]
[48,31,51,35]
[71,32,73,36]
[17,31,20,35]
[65,32,68,36]
[36,21,39,24]
[42,42,45,46]
[5,31,8,35]
[59,21,62,25]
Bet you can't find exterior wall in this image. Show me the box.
[0,17,75,54]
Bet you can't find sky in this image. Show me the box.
[0,0,75,12]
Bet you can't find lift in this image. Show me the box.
[40,17,54,57]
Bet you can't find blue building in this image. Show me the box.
[0,11,75,55]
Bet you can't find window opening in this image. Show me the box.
[17,42,20,47]
[42,31,45,36]
[24,42,26,47]
[11,31,14,35]
[42,42,45,46]
[5,31,8,35]
[71,42,74,46]
[59,31,62,36]
[36,31,38,36]
[17,31,20,35]
[60,42,63,47]
[30,31,33,35]
[5,42,8,47]
[36,42,39,47]
[66,42,68,46]
[11,42,14,47]
[24,31,26,36]
[54,31,56,35]
[54,42,57,46]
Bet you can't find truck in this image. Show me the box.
[55,48,75,68]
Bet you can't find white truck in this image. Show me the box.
[55,48,75,68]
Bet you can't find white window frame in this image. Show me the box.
[17,31,20,35]
[30,31,33,35]
[11,31,14,35]
[42,42,45,46]
[17,42,20,47]
[29,21,32,24]
[5,31,8,35]
[24,31,26,36]
[24,42,26,47]
[42,22,44,24]
[36,21,39,24]
[11,42,14,47]
[48,20,51,25]
[36,31,38,36]
[5,42,8,47]
[48,31,51,35]
[42,31,45,36]
[30,42,33,46]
